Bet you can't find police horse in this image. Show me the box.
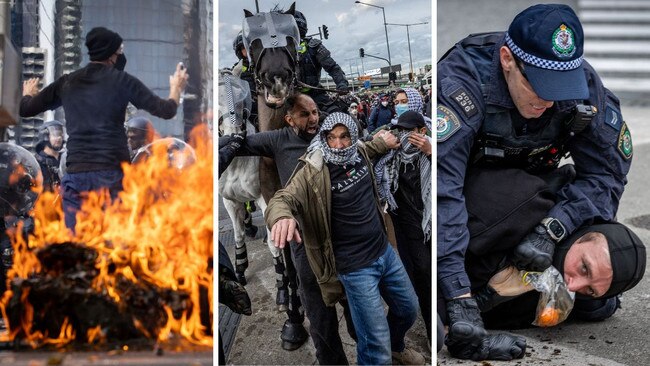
[236,4,314,346]
[218,69,293,313]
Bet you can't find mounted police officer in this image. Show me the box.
[34,120,65,193]
[437,4,632,361]
[293,10,349,114]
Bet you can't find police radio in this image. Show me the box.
[566,104,597,135]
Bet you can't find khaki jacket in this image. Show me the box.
[265,139,390,306]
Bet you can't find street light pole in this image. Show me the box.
[354,1,391,68]
[385,22,428,79]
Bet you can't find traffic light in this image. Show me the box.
[322,24,329,39]
[408,72,414,81]
[359,48,364,58]
[389,72,397,82]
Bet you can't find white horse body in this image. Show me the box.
[218,120,279,259]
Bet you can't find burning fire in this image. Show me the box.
[0,124,213,349]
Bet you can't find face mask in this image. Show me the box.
[349,109,358,116]
[114,53,127,71]
[381,101,388,107]
[395,103,409,117]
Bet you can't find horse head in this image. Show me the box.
[217,69,253,137]
[242,2,300,109]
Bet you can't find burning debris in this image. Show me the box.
[0,125,213,349]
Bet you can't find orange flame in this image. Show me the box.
[0,124,213,348]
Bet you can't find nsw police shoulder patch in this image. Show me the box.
[617,122,633,160]
[437,105,462,142]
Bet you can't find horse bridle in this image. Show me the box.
[249,42,299,102]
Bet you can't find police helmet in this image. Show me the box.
[293,11,308,38]
[0,143,43,216]
[125,116,156,153]
[37,120,65,152]
[233,31,245,60]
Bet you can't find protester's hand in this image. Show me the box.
[510,225,555,272]
[488,266,533,297]
[375,129,400,149]
[23,78,40,97]
[336,86,350,95]
[447,333,526,361]
[408,132,431,155]
[169,62,189,94]
[271,217,302,249]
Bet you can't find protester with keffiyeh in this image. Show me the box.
[266,112,426,365]
[375,110,433,344]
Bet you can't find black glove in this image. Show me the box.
[445,297,488,347]
[474,285,513,313]
[510,224,554,272]
[447,333,526,361]
[336,86,350,95]
[219,272,252,316]
[227,131,246,152]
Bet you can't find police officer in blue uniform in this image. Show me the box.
[293,11,349,114]
[437,4,632,360]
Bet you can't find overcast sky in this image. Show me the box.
[217,0,432,77]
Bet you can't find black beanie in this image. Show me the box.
[553,222,646,299]
[85,27,123,61]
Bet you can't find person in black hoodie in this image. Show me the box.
[20,27,188,232]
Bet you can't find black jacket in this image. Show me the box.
[20,63,178,172]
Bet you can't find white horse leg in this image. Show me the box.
[223,197,249,285]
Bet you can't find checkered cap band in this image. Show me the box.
[505,32,583,71]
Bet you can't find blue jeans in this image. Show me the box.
[338,245,418,365]
[61,170,124,232]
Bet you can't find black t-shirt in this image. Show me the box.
[328,157,387,274]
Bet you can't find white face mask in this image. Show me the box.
[381,101,389,107]
[349,109,358,116]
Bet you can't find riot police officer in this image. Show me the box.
[232,32,259,130]
[34,120,65,192]
[293,10,349,114]
[437,4,631,361]
[125,116,156,161]
[0,144,43,296]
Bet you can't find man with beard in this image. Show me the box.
[224,93,399,364]
[34,120,65,192]
[265,112,424,365]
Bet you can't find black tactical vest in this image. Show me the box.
[298,39,321,88]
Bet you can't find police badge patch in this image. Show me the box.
[437,105,461,142]
[552,24,576,59]
[617,122,633,160]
